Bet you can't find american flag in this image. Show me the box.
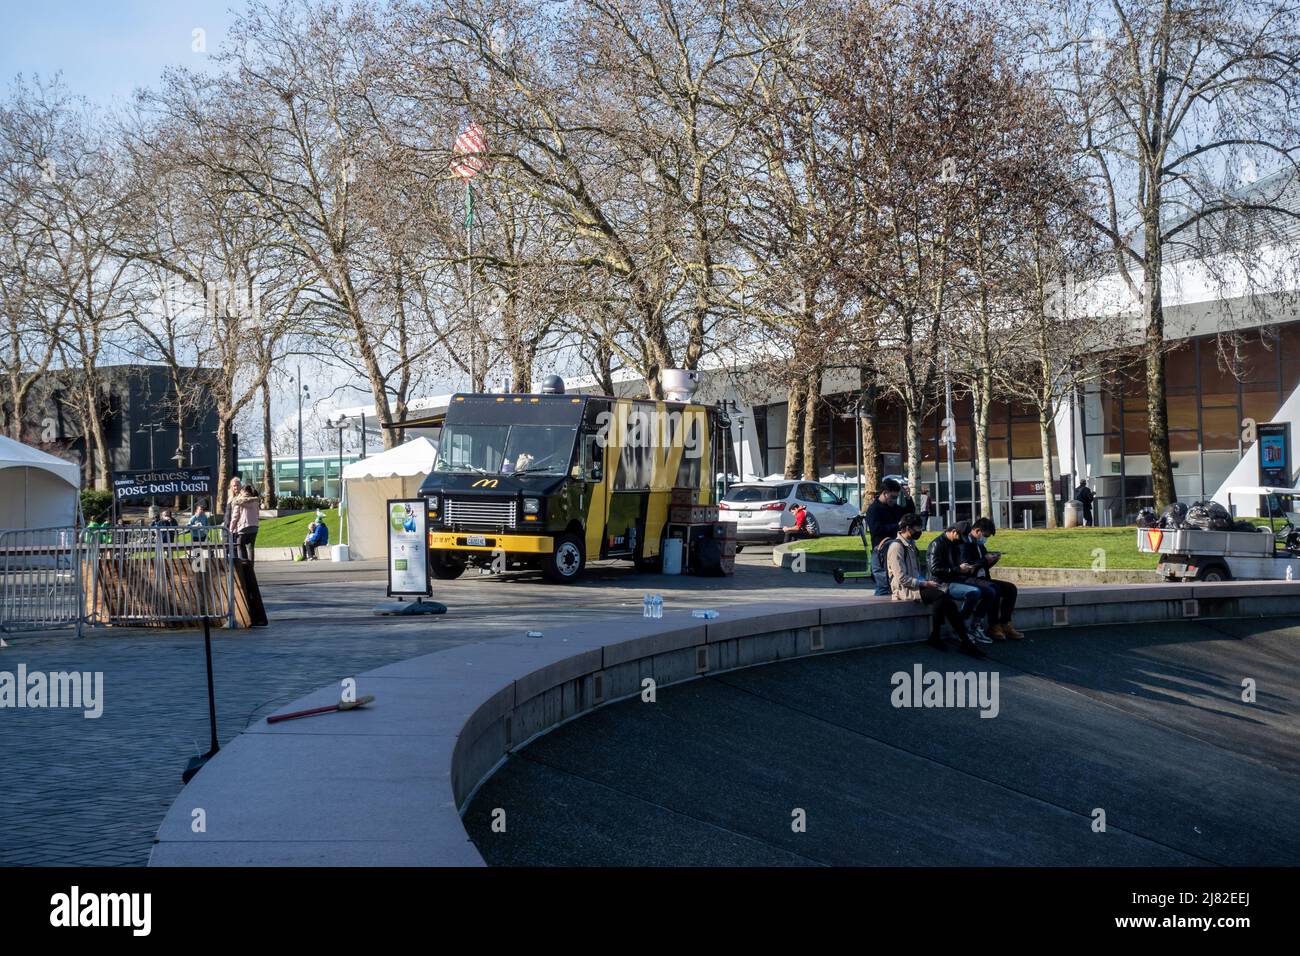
[451,122,487,179]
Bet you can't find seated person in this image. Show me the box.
[500,451,535,474]
[783,503,820,543]
[301,520,329,561]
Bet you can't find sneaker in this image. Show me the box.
[969,626,993,645]
[926,634,950,652]
[959,640,988,659]
[1003,621,1025,640]
[986,623,1008,640]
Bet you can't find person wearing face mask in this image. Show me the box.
[886,513,986,659]
[956,517,1023,640]
[866,478,906,596]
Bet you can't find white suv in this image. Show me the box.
[719,481,863,544]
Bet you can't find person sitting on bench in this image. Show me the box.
[301,520,329,561]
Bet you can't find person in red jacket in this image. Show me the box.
[784,503,820,543]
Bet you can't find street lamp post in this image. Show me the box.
[295,369,312,502]
[137,422,166,508]
[329,417,348,502]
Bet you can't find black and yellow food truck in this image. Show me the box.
[418,381,721,582]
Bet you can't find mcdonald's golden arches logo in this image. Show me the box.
[472,478,500,488]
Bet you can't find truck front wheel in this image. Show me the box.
[430,550,467,580]
[543,533,585,583]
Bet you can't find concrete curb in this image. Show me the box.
[770,541,1163,586]
[148,580,1300,866]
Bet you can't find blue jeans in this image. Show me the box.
[947,582,989,620]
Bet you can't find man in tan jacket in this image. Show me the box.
[886,514,986,659]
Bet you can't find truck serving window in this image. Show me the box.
[434,424,577,476]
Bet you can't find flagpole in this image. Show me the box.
[466,179,475,391]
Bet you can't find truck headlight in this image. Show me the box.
[427,495,439,512]
[523,498,540,515]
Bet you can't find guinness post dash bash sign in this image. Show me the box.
[113,467,215,502]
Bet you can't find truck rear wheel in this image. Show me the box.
[1195,563,1230,582]
[543,533,585,582]
[430,550,467,580]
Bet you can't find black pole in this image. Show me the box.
[202,616,218,754]
[183,564,220,783]
[855,400,863,511]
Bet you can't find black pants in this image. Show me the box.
[920,588,969,642]
[988,579,1017,623]
[237,527,259,562]
[302,542,318,560]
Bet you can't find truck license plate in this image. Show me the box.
[467,535,487,547]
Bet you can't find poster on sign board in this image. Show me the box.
[386,499,430,596]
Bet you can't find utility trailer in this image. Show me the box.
[1138,486,1300,582]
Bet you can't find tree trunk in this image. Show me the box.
[85,381,111,491]
[859,368,879,503]
[216,417,232,516]
[904,407,922,496]
[261,378,275,508]
[783,377,805,479]
[1144,225,1174,510]
[801,368,820,480]
[973,381,992,521]
[1040,409,1057,529]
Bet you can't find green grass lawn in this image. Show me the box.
[255,508,341,551]
[791,526,1160,570]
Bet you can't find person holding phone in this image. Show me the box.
[957,517,1022,640]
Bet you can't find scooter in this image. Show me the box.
[832,516,874,584]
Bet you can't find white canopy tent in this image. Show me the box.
[340,437,438,560]
[0,435,80,529]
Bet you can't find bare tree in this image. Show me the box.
[1036,0,1300,509]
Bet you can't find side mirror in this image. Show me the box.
[838,497,848,506]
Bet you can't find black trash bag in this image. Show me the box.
[1135,507,1158,528]
[1186,500,1233,531]
[1231,520,1262,533]
[1158,502,1189,529]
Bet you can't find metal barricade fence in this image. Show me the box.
[0,527,83,636]
[83,526,237,629]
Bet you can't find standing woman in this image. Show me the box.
[229,484,262,562]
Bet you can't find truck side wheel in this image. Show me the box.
[1196,564,1230,582]
[544,533,585,582]
[430,550,467,580]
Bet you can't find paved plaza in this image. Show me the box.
[0,549,811,866]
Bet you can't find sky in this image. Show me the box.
[0,1,391,452]
[0,0,239,105]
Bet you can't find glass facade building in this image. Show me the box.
[235,454,359,501]
[748,319,1300,526]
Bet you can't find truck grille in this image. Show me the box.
[445,497,516,529]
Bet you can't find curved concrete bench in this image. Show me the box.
[149,580,1300,866]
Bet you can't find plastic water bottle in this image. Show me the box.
[653,594,663,619]
[525,630,543,639]
[692,609,720,620]
[643,593,653,618]
[1288,565,1294,582]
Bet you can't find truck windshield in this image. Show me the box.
[434,424,577,476]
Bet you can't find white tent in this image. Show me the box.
[340,437,438,560]
[0,435,81,529]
